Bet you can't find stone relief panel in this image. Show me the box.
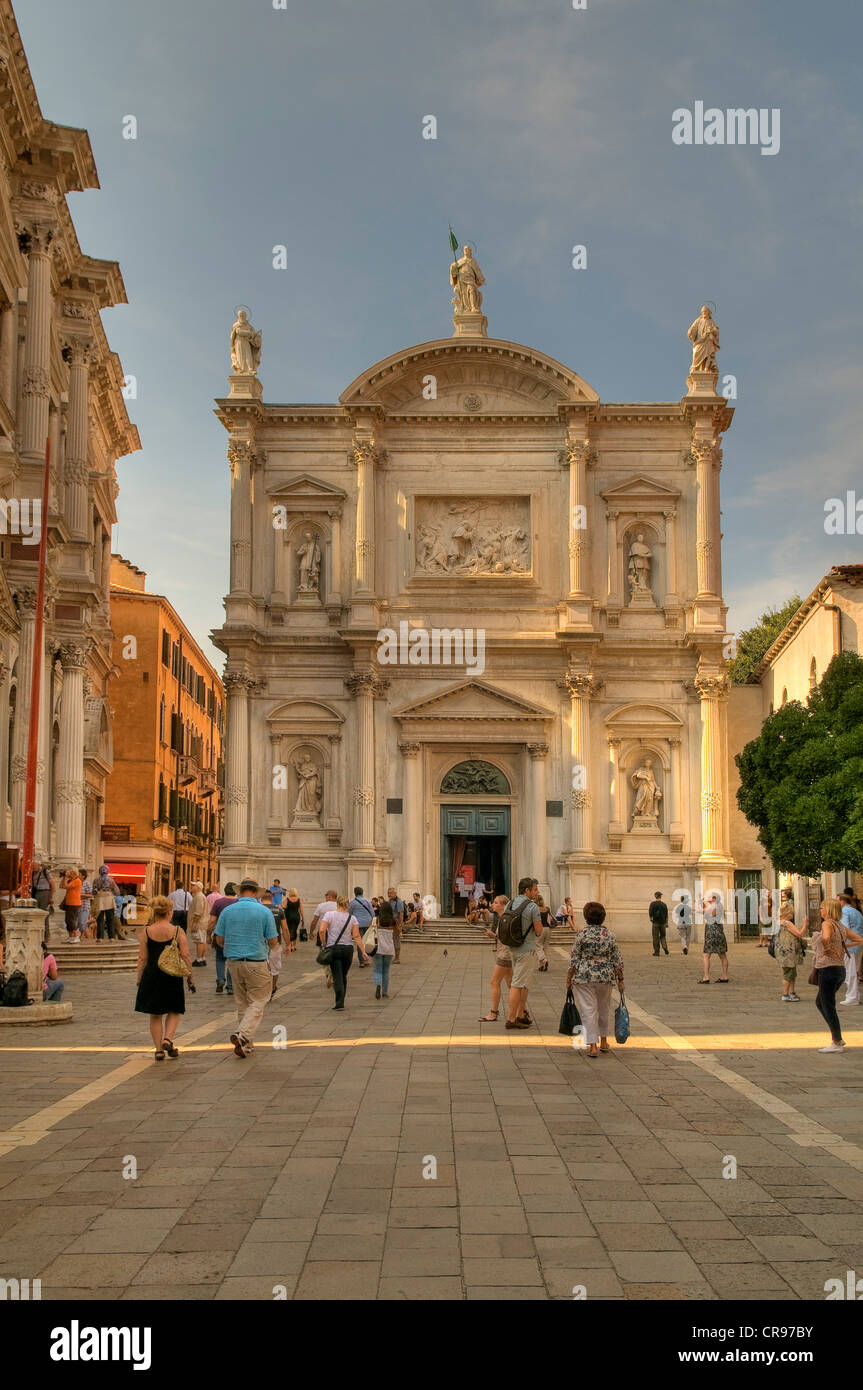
[414,497,531,577]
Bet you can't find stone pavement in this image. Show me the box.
[1,938,862,1301]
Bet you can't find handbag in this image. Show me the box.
[767,935,776,958]
[316,915,351,966]
[157,927,192,979]
[362,924,377,958]
[558,987,581,1036]
[614,990,630,1044]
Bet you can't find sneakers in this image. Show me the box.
[781,994,792,1002]
[787,993,801,1002]
[375,985,381,999]
[230,1031,249,1058]
[225,988,233,995]
[818,1041,846,1053]
[192,959,206,968]
[682,947,688,955]
[216,982,224,994]
[839,999,861,1006]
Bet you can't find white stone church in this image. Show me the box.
[212,266,734,938]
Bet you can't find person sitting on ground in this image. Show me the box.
[42,940,64,1003]
[556,897,576,930]
[479,894,512,1022]
[410,892,425,928]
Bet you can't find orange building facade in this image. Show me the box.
[104,556,225,897]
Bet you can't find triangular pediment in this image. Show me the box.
[600,474,681,503]
[268,474,346,501]
[394,678,553,722]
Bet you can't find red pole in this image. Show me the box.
[18,436,51,903]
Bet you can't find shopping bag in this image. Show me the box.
[614,990,630,1044]
[558,987,581,1036]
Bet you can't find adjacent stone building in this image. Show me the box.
[0,0,139,874]
[105,557,225,897]
[213,281,736,938]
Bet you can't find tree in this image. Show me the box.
[735,651,863,876]
[727,594,802,684]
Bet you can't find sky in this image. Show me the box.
[15,0,863,667]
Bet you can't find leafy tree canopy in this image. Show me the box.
[727,594,802,684]
[735,651,863,876]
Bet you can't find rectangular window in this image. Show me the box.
[158,782,167,822]
[161,630,170,666]
[169,788,178,825]
[171,642,180,678]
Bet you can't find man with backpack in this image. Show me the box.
[649,891,669,956]
[498,877,542,1031]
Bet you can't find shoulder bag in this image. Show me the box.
[158,927,192,978]
[316,916,351,966]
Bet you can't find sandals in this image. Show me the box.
[154,1048,166,1061]
[162,1038,179,1059]
[718,978,729,984]
[478,1010,499,1022]
[698,979,711,984]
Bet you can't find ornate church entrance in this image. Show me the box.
[440,806,511,916]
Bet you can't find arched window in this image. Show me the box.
[809,657,817,692]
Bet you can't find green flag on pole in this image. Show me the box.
[449,225,459,261]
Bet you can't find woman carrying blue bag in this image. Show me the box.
[565,901,626,1059]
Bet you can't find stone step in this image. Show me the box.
[52,941,139,973]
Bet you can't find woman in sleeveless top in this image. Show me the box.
[283,890,303,951]
[811,897,863,1053]
[135,894,194,1060]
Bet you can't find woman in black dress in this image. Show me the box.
[135,895,194,1060]
[283,889,303,953]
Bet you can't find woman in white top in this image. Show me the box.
[319,895,370,1010]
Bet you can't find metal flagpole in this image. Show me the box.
[18,436,51,903]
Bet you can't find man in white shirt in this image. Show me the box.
[472,880,486,904]
[168,881,192,928]
[310,890,338,940]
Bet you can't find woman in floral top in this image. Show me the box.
[565,901,625,1058]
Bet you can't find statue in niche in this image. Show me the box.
[687,305,720,374]
[631,758,662,824]
[292,753,322,820]
[627,533,652,596]
[450,244,485,314]
[230,309,262,375]
[296,531,321,593]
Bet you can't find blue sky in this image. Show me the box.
[17,0,862,665]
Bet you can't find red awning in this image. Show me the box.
[105,861,147,881]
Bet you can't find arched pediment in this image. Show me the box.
[606,702,683,734]
[267,699,344,737]
[339,337,599,415]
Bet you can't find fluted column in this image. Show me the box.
[228,440,253,594]
[566,674,601,854]
[346,670,387,850]
[9,588,37,839]
[695,674,728,862]
[399,741,422,893]
[0,298,17,412]
[63,340,91,537]
[693,439,717,598]
[352,440,378,595]
[223,672,251,846]
[55,642,87,866]
[528,742,549,882]
[0,655,10,834]
[667,738,680,826]
[565,438,591,595]
[267,732,282,837]
[605,507,620,609]
[18,220,55,461]
[709,443,723,597]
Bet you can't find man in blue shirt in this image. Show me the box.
[214,878,278,1057]
[839,891,863,1006]
[348,886,374,967]
[268,879,285,908]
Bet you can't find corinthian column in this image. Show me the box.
[63,340,92,539]
[565,673,602,854]
[565,438,591,595]
[17,220,55,462]
[528,742,549,885]
[228,440,253,594]
[223,672,251,846]
[351,440,378,595]
[55,642,87,866]
[399,741,422,895]
[346,670,387,850]
[693,439,717,599]
[9,587,38,840]
[695,673,728,863]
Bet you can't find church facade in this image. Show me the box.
[213,278,734,937]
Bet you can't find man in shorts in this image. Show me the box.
[505,877,542,1031]
[479,894,512,1022]
[188,880,210,967]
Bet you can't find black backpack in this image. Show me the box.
[497,899,533,949]
[1,970,30,1007]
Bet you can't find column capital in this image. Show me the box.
[62,337,95,368]
[691,438,718,469]
[560,439,595,469]
[13,586,38,615]
[695,673,729,701]
[59,641,88,671]
[349,439,384,468]
[607,736,621,749]
[227,438,255,477]
[15,217,57,256]
[527,741,549,760]
[346,670,389,699]
[399,741,420,758]
[564,672,603,700]
[223,670,255,694]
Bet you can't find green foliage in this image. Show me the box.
[727,594,803,684]
[735,651,863,876]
